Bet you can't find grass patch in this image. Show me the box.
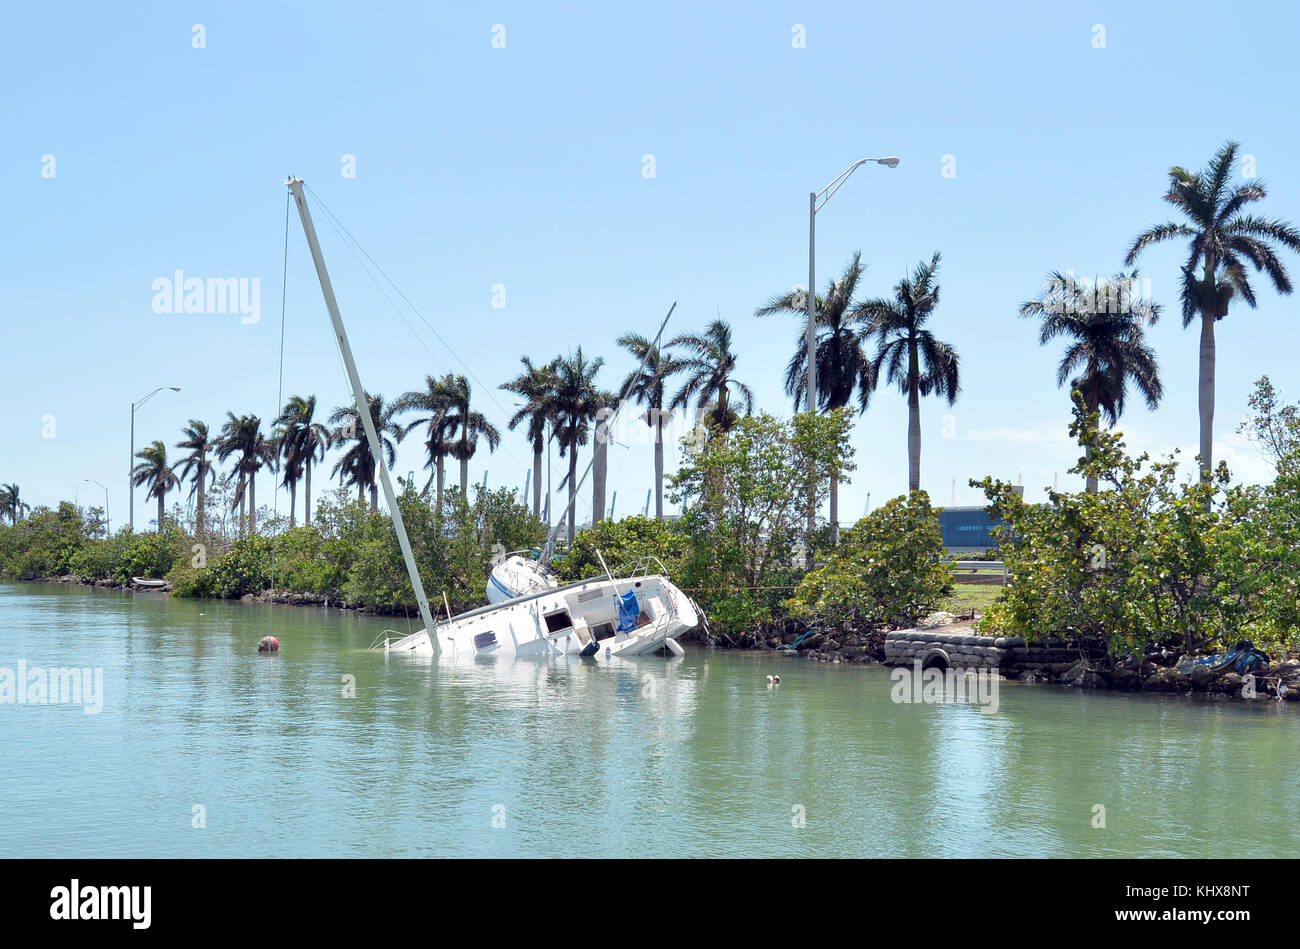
[941,584,1003,616]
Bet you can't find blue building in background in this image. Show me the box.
[938,506,1002,553]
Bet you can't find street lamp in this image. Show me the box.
[806,156,897,548]
[80,479,109,536]
[807,156,899,412]
[130,386,181,531]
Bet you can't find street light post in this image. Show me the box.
[82,479,109,536]
[807,156,899,412]
[806,156,898,544]
[129,386,181,531]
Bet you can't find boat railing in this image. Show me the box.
[371,629,409,650]
[604,554,673,580]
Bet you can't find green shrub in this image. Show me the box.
[552,515,687,583]
[974,394,1262,655]
[785,492,953,629]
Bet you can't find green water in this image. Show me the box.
[1,581,1296,858]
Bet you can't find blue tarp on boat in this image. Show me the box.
[616,591,640,633]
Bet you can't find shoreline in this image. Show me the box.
[17,576,1299,703]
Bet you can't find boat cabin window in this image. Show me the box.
[591,622,616,642]
[543,610,573,633]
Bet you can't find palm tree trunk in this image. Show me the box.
[1198,305,1216,485]
[459,454,469,495]
[567,452,578,542]
[289,481,297,528]
[248,471,257,533]
[830,472,841,543]
[1084,394,1100,494]
[238,473,247,535]
[157,492,165,531]
[304,460,312,526]
[593,411,608,526]
[532,444,543,517]
[654,415,664,520]
[370,484,378,513]
[436,455,445,511]
[907,379,921,494]
[196,479,206,534]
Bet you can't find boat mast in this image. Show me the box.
[285,177,439,649]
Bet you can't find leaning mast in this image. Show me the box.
[285,177,440,650]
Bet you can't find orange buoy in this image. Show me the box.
[257,635,280,653]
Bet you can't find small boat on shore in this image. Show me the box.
[131,577,168,588]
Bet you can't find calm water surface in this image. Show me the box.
[1,582,1296,858]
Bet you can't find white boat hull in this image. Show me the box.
[384,573,696,661]
[486,554,558,604]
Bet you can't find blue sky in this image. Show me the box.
[4,0,1300,529]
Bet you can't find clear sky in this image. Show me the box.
[5,0,1300,530]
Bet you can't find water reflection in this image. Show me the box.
[2,582,1298,858]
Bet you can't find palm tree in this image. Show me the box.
[1125,140,1300,483]
[755,251,879,539]
[1020,270,1163,492]
[861,252,960,493]
[617,334,684,521]
[329,393,401,512]
[442,375,500,497]
[215,413,276,533]
[0,484,30,525]
[274,395,329,527]
[175,420,216,533]
[552,348,604,542]
[395,374,458,510]
[131,440,180,531]
[500,357,558,518]
[668,319,755,436]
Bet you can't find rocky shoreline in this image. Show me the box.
[33,575,361,609]
[769,611,1300,702]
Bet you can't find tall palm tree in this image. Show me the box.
[175,420,216,533]
[215,413,276,533]
[668,319,755,435]
[395,374,458,510]
[552,348,604,542]
[274,395,329,528]
[329,393,401,512]
[500,357,559,518]
[0,484,30,525]
[755,251,879,539]
[131,440,180,531]
[1125,140,1300,483]
[1020,270,1163,492]
[617,334,684,521]
[861,252,960,493]
[442,375,501,497]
